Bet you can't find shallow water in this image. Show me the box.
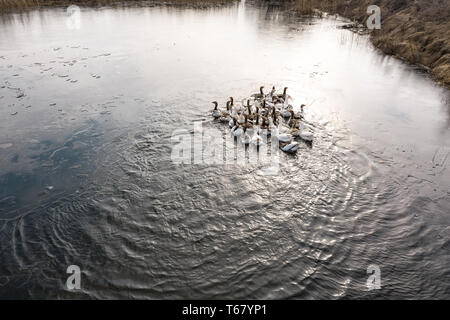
[0,2,449,299]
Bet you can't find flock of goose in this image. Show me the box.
[211,86,313,153]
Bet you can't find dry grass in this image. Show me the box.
[291,0,450,87]
[0,0,234,11]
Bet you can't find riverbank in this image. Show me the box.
[291,0,450,87]
[0,0,234,11]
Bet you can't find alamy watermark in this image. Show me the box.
[66,5,81,30]
[366,264,381,290]
[66,265,81,290]
[367,5,381,30]
[171,121,282,175]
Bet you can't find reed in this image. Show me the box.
[290,0,450,87]
[0,0,234,11]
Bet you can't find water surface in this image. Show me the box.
[0,2,449,299]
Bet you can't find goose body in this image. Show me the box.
[271,126,292,143]
[211,87,312,148]
[220,114,231,123]
[294,111,304,119]
[276,87,289,101]
[280,109,291,118]
[294,104,306,119]
[251,132,264,146]
[237,114,245,125]
[211,101,221,119]
[280,141,299,153]
[232,125,243,137]
[269,86,276,97]
[259,127,269,136]
[277,133,293,143]
[299,131,313,142]
[212,110,221,118]
[280,104,293,118]
[288,111,300,128]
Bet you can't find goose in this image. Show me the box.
[229,116,235,128]
[248,106,259,121]
[290,121,313,142]
[249,114,261,134]
[280,141,299,153]
[276,87,288,101]
[251,131,264,146]
[277,133,293,144]
[232,104,242,117]
[241,128,251,145]
[271,107,280,126]
[220,101,232,123]
[237,113,245,125]
[269,86,276,97]
[251,86,265,100]
[294,104,306,119]
[271,95,283,105]
[288,110,300,128]
[272,95,285,110]
[232,126,244,137]
[279,103,293,118]
[230,97,240,115]
[243,100,252,116]
[260,99,269,112]
[212,101,221,118]
[272,126,292,144]
[259,117,270,136]
[298,130,313,142]
[269,119,278,134]
[242,114,254,130]
[289,122,301,137]
[231,118,243,137]
[253,113,260,128]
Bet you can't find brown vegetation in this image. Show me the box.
[0,0,234,11]
[292,0,450,87]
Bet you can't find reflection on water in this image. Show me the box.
[0,2,449,299]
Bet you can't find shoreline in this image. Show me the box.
[0,0,236,12]
[290,0,450,88]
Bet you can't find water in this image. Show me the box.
[0,2,449,299]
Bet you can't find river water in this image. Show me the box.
[0,2,449,299]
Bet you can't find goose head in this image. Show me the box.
[212,101,218,110]
[259,86,264,95]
